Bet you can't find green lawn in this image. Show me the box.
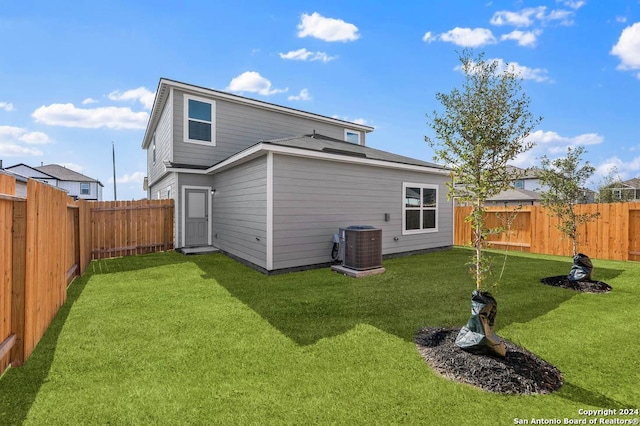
[1,248,638,425]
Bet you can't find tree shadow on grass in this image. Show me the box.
[559,382,632,409]
[189,249,625,347]
[0,274,90,426]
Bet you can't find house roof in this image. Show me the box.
[165,133,450,177]
[35,164,104,186]
[261,133,447,170]
[142,78,375,149]
[487,188,542,202]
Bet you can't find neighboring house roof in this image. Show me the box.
[165,133,449,176]
[0,168,29,183]
[142,78,375,149]
[621,178,640,189]
[487,188,542,203]
[35,164,104,186]
[4,163,57,180]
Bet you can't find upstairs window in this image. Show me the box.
[344,129,360,144]
[80,183,91,195]
[514,179,524,189]
[184,94,215,145]
[403,183,438,234]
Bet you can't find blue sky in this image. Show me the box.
[1,0,639,200]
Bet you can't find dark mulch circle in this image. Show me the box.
[540,276,612,293]
[415,327,563,395]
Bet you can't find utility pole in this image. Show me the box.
[112,141,117,201]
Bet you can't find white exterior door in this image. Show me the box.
[185,188,209,247]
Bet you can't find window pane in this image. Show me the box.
[405,187,420,207]
[345,131,359,143]
[188,192,206,218]
[406,210,420,230]
[80,183,90,195]
[514,180,524,189]
[189,120,212,142]
[189,99,211,121]
[423,210,436,229]
[422,188,436,207]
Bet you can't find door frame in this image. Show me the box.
[181,185,212,247]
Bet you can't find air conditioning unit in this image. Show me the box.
[341,226,382,270]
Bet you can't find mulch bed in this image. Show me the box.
[415,327,563,395]
[540,276,612,293]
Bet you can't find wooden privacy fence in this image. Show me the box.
[91,199,173,259]
[0,175,174,376]
[455,202,640,261]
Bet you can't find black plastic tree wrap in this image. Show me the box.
[455,290,507,357]
[568,253,593,282]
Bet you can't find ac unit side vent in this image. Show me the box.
[343,227,382,270]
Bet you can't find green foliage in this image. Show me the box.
[426,49,541,288]
[538,146,599,256]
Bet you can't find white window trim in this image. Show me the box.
[80,182,91,195]
[152,132,156,164]
[180,185,212,247]
[344,129,361,145]
[183,94,216,146]
[402,182,438,235]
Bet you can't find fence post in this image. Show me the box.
[10,199,26,367]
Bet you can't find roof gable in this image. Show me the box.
[142,78,375,149]
[35,164,102,185]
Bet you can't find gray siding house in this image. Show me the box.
[3,163,103,200]
[143,78,453,273]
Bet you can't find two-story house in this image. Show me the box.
[142,78,453,273]
[3,163,103,200]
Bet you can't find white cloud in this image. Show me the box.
[288,88,312,101]
[331,115,371,126]
[60,163,84,172]
[109,171,146,184]
[594,156,640,181]
[422,31,436,43]
[490,7,545,27]
[616,16,628,24]
[490,6,576,27]
[32,103,149,130]
[82,98,98,105]
[511,130,603,168]
[0,125,51,157]
[0,102,14,112]
[297,12,360,42]
[439,27,497,47]
[279,48,337,63]
[611,22,640,76]
[500,30,541,47]
[456,58,551,82]
[226,71,287,96]
[108,87,155,110]
[560,1,585,10]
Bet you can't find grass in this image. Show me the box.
[0,248,638,425]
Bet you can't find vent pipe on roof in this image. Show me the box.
[312,129,316,138]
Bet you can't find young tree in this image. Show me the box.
[538,146,599,256]
[426,50,541,289]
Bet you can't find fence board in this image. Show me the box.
[455,203,640,261]
[0,174,15,373]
